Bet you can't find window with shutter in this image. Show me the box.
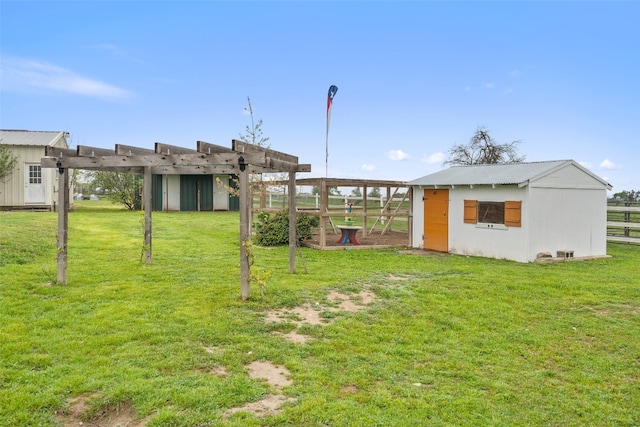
[463,200,477,224]
[504,200,522,227]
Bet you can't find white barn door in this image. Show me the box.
[24,164,45,204]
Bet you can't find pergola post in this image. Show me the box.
[143,167,152,264]
[238,163,251,300]
[288,172,296,273]
[362,185,368,237]
[56,166,69,285]
[42,140,310,298]
[320,180,327,248]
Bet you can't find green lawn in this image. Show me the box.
[1,203,639,426]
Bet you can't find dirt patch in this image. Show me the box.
[246,361,293,388]
[225,394,296,418]
[265,289,377,343]
[206,366,228,376]
[272,330,309,343]
[340,385,359,394]
[55,395,150,427]
[327,290,375,311]
[265,302,327,326]
[224,361,295,418]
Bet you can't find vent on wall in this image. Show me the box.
[557,250,574,259]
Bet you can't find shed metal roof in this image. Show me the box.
[406,160,611,189]
[0,130,69,147]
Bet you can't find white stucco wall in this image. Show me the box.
[410,185,528,261]
[411,183,608,262]
[447,186,529,262]
[410,162,610,262]
[527,187,608,259]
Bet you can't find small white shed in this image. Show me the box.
[0,130,70,210]
[406,160,612,262]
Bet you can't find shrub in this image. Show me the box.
[254,210,319,246]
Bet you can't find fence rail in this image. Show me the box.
[607,201,640,245]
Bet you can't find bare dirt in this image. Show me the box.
[265,289,376,343]
[55,395,151,427]
[224,288,378,418]
[223,361,296,418]
[57,289,378,424]
[303,229,409,249]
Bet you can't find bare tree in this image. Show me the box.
[445,127,525,166]
[239,96,270,148]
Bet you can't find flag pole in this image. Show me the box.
[326,85,338,178]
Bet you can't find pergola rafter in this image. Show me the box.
[41,139,310,300]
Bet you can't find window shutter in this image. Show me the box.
[505,201,522,227]
[463,200,477,224]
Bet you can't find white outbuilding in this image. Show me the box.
[1,130,70,210]
[406,160,612,262]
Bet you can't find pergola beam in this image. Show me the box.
[233,139,298,163]
[41,139,310,300]
[115,144,155,155]
[155,142,199,155]
[197,140,235,154]
[77,145,116,157]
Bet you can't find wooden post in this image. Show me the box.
[56,166,69,285]
[143,167,152,264]
[288,172,296,273]
[238,164,251,300]
[408,187,414,247]
[362,185,368,237]
[320,180,327,248]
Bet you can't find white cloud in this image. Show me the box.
[386,149,410,161]
[361,164,376,172]
[600,159,622,170]
[421,152,445,164]
[484,82,494,89]
[0,56,132,100]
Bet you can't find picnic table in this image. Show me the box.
[336,225,362,245]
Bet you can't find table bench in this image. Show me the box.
[336,225,362,245]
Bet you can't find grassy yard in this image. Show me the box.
[1,202,639,426]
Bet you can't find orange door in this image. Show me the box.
[423,189,449,252]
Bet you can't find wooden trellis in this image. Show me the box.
[41,139,310,300]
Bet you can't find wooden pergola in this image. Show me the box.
[265,177,413,249]
[41,139,310,300]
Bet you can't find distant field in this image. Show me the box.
[1,202,639,426]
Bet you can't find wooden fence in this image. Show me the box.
[607,201,640,245]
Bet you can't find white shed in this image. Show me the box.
[0,130,70,210]
[407,160,612,262]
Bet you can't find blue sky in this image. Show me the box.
[1,1,638,192]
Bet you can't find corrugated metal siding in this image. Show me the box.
[0,130,67,146]
[180,175,213,211]
[407,161,570,186]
